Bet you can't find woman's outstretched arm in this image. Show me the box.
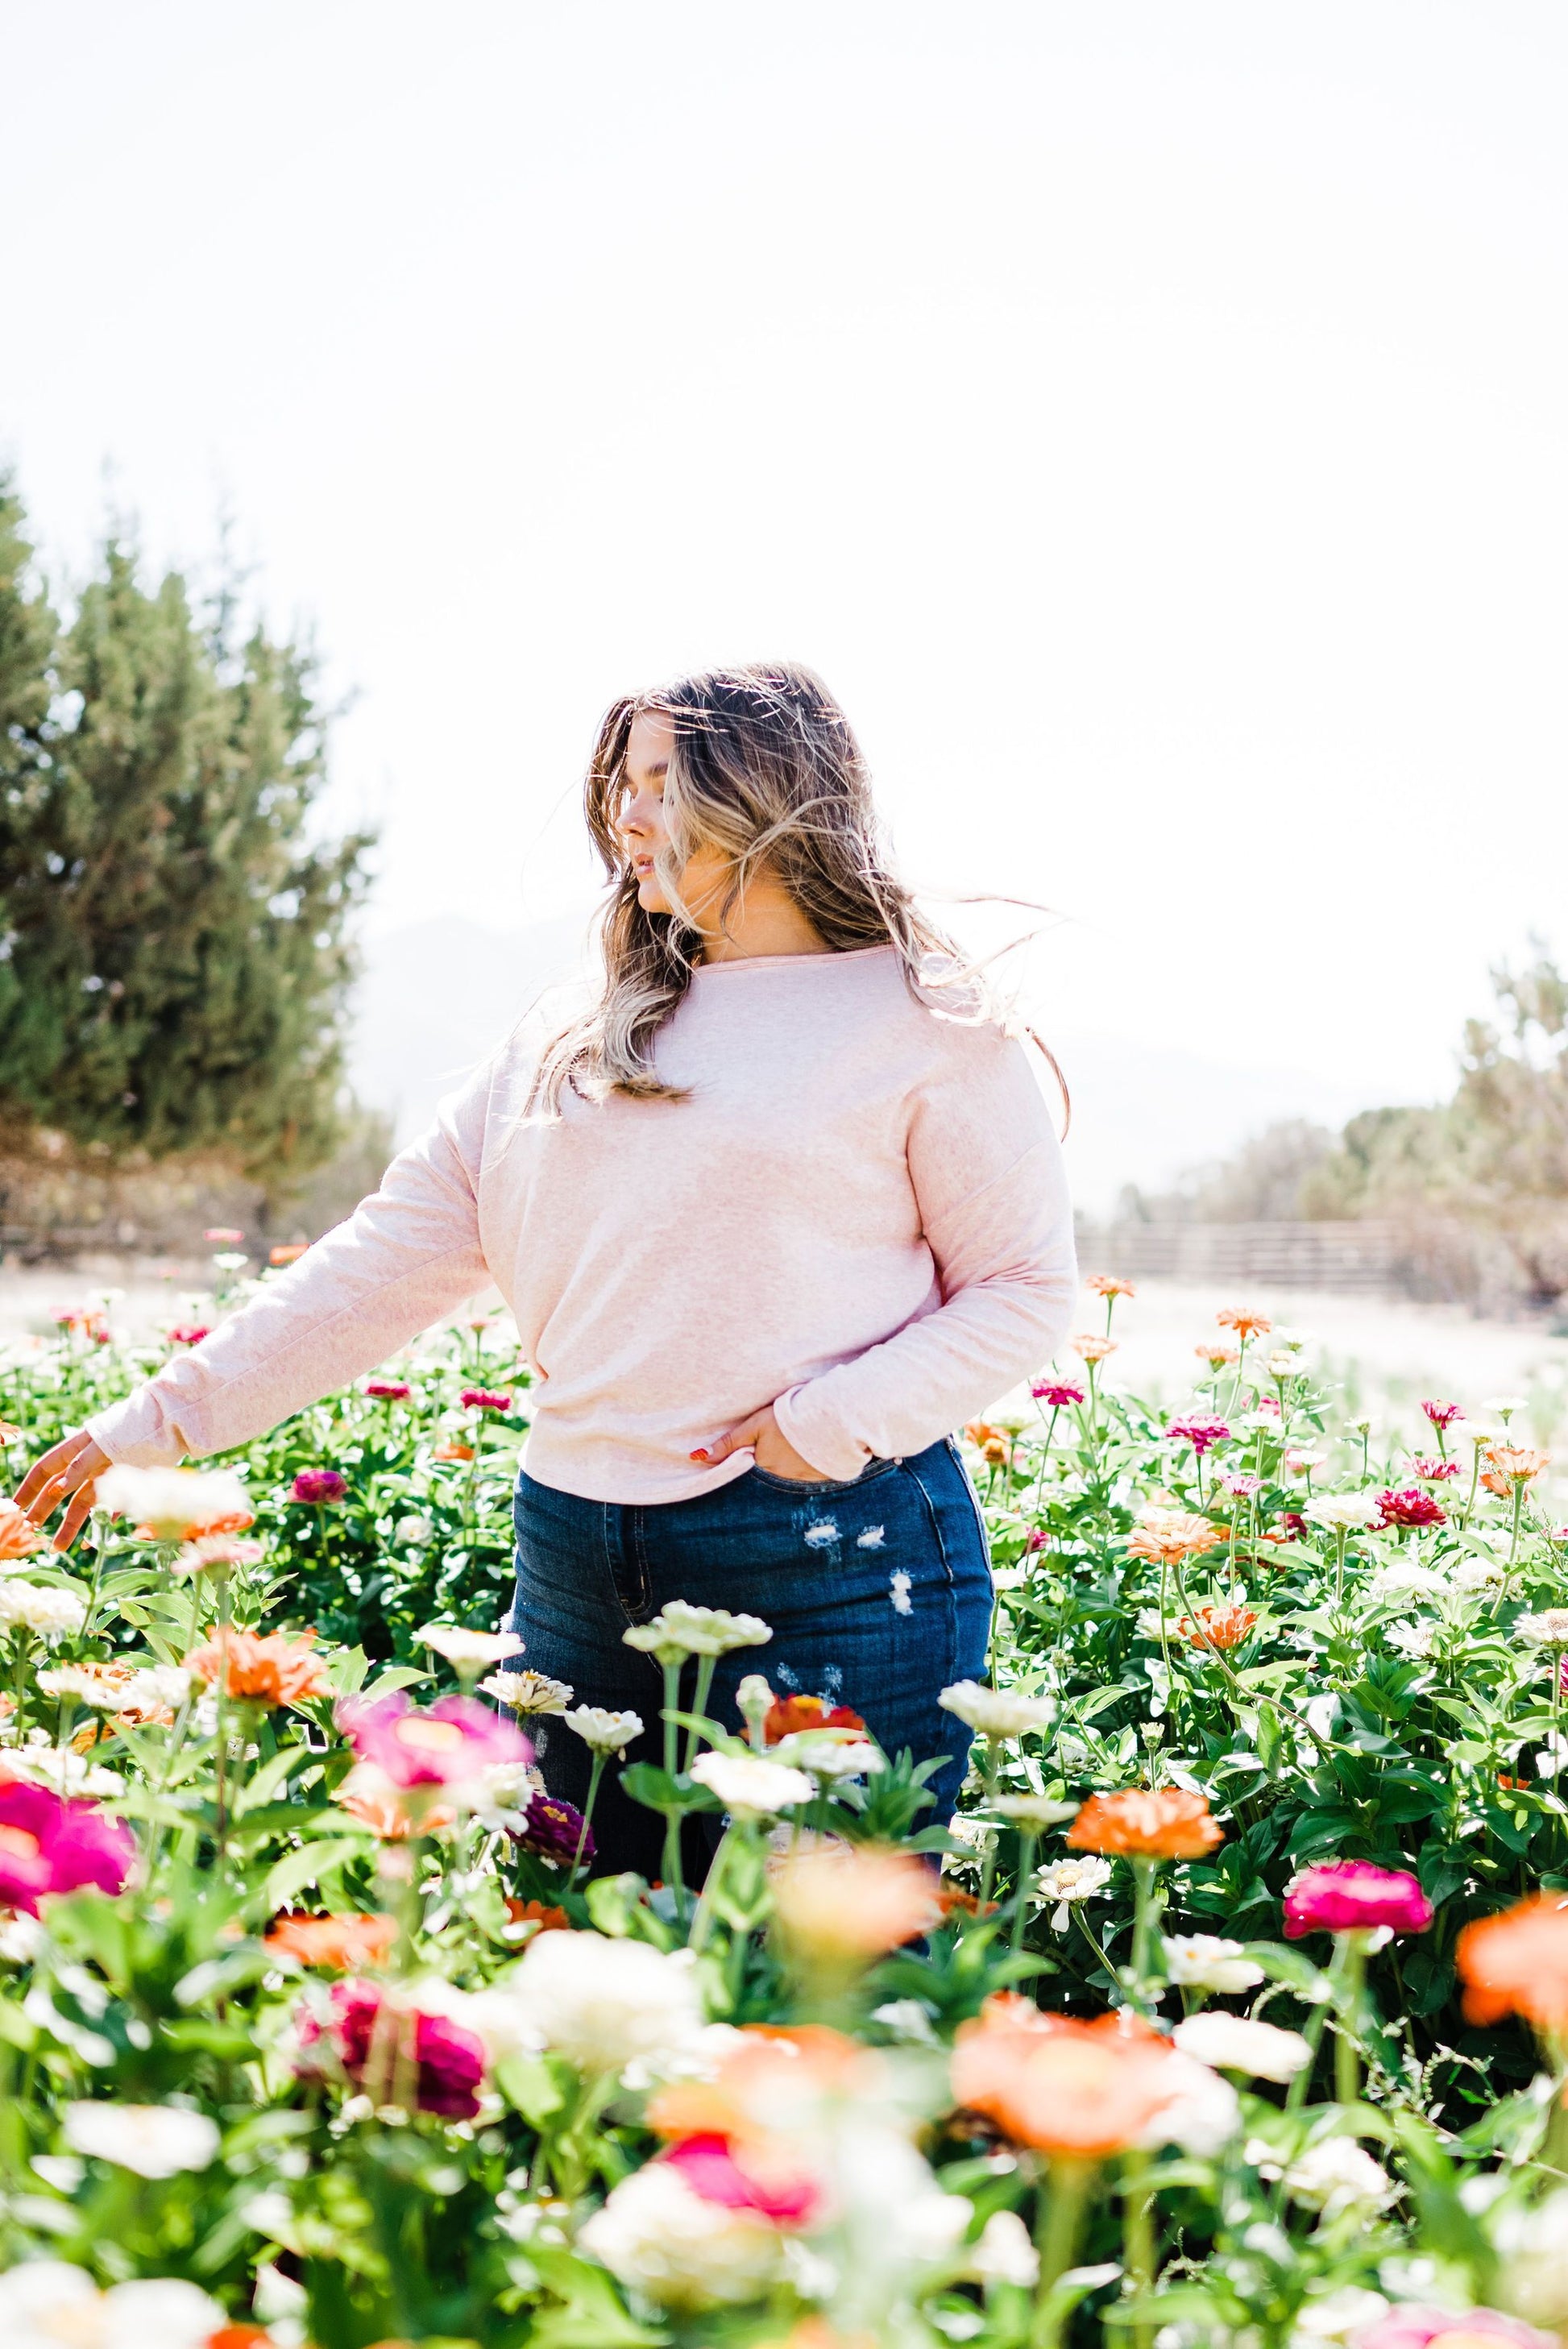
[15,1060,497,1545]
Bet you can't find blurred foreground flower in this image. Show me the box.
[579,2157,790,2311]
[296,1976,486,2117]
[1358,2309,1553,2349]
[1456,1892,1568,2032]
[338,1688,530,1791]
[1172,2011,1310,2081]
[503,1926,708,2077]
[0,2264,233,2349]
[97,1464,253,1541]
[0,1776,136,1913]
[771,1843,943,1969]
[0,1497,46,1559]
[263,1911,398,1969]
[64,2099,218,2177]
[691,1750,815,1818]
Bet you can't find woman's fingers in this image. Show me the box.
[13,1431,108,1550]
[692,1411,766,1466]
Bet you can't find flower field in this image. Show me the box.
[1,1267,1567,2349]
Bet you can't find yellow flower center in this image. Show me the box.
[394,1717,467,1753]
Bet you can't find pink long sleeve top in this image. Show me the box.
[88,944,1077,1501]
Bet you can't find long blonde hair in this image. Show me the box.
[533,662,1066,1119]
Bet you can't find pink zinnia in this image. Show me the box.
[1284,1860,1433,1940]
[365,1380,412,1401]
[204,1226,245,1244]
[1357,2306,1553,2349]
[1421,1400,1464,1432]
[168,1324,209,1346]
[297,1978,486,2119]
[1219,1471,1263,1498]
[1031,1380,1085,1409]
[1408,1456,1460,1482]
[662,2133,819,2227]
[1378,1486,1446,1530]
[460,1387,512,1413]
[338,1691,530,1788]
[0,1778,138,1915]
[1166,1415,1231,1457]
[1026,1526,1051,1552]
[292,1469,346,1505]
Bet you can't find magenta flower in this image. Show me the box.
[1408,1456,1460,1483]
[292,1469,346,1506]
[516,1788,593,1866]
[365,1379,412,1401]
[1357,2306,1553,2349]
[1377,1486,1446,1530]
[338,1691,531,1788]
[1284,1860,1433,1940]
[168,1324,209,1346]
[1420,1400,1465,1433]
[662,2133,819,2227]
[461,1387,512,1413]
[1026,1526,1051,1552]
[1031,1380,1085,1409]
[296,1978,486,2119]
[0,1779,137,1915]
[1165,1415,1232,1457]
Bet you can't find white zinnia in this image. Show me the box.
[0,2264,227,2349]
[563,1705,644,1754]
[769,1732,884,1780]
[578,2160,786,2310]
[1282,2136,1393,2214]
[1366,1561,1446,1607]
[1384,1619,1435,1662]
[0,1583,87,1640]
[989,1793,1081,1829]
[64,2101,220,2179]
[504,1928,708,2075]
[1163,1934,1264,1994]
[1174,2011,1312,2081]
[36,1665,131,1708]
[1034,1853,1114,1932]
[1517,1610,1568,1650]
[95,1464,250,1541]
[4,1746,122,1798]
[1302,1492,1383,1532]
[689,1749,815,1816]
[938,1679,1055,1739]
[480,1669,573,1712]
[417,1623,524,1670]
[625,1601,773,1659]
[966,2207,1040,2289]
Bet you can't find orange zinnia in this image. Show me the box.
[433,1440,476,1463]
[1216,1308,1271,1341]
[337,1770,458,1840]
[964,1420,1012,1464]
[1455,1893,1568,2034]
[771,1843,944,1964]
[763,1693,866,1743]
[1086,1275,1137,1300]
[1071,1334,1118,1363]
[649,2022,865,2150]
[1067,1787,1224,1861]
[1195,1343,1238,1368]
[264,1910,398,1969]
[1180,1602,1258,1652]
[1126,1510,1227,1566]
[505,1897,570,1936]
[952,2002,1175,2157]
[190,1627,330,1709]
[1480,1444,1550,1495]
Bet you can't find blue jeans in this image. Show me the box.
[504,1438,993,1880]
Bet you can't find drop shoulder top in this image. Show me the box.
[88,945,1078,1502]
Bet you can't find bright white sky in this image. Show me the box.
[4,1,1566,1110]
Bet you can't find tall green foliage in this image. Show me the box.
[0,479,373,1177]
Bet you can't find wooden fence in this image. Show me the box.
[1072,1220,1462,1298]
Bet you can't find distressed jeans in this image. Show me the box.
[503,1437,993,1881]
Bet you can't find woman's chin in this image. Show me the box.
[635,878,671,915]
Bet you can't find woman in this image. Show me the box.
[15,664,1076,1876]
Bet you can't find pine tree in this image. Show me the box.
[0,481,374,1181]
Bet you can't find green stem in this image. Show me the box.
[660,1658,686,1904]
[1334,1932,1366,2106]
[1121,2147,1156,2349]
[683,1654,717,1772]
[1010,1829,1040,1953]
[567,1750,607,1890]
[1031,2156,1093,2349]
[978,1739,1003,1907]
[1129,1858,1163,2009]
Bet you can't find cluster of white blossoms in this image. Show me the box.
[95,1463,251,1541]
[500,1928,714,2080]
[63,2100,221,2180]
[938,1679,1055,1740]
[0,1582,87,1640]
[1365,1559,1448,1608]
[624,1602,772,1663]
[1302,1492,1384,1532]
[0,2262,230,2349]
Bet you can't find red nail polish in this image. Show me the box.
[690,1447,710,1461]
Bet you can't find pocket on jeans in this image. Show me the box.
[748,1457,898,1498]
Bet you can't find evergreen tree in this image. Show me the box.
[0,479,374,1180]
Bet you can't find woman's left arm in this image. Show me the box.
[769,1028,1078,1481]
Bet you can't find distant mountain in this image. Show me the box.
[346,917,1394,1210]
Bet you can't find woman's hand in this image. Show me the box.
[694,1403,833,1482]
[12,1431,111,1551]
